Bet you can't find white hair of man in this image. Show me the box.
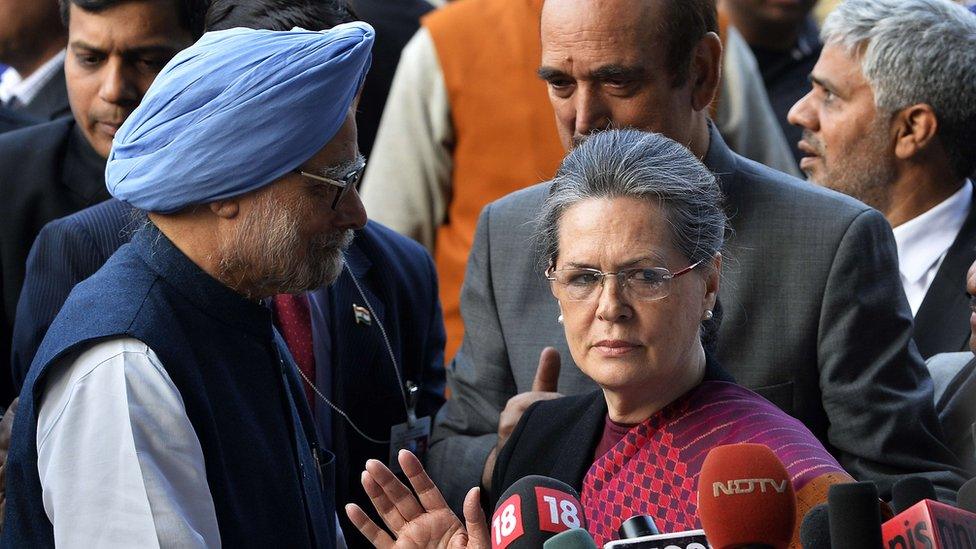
[822,0,976,179]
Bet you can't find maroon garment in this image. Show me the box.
[594,416,637,461]
[273,293,316,407]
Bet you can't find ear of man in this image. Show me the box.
[893,103,940,161]
[209,199,241,219]
[690,32,723,113]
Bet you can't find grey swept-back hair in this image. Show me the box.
[822,0,976,179]
[535,129,725,272]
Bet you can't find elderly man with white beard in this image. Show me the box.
[2,23,375,548]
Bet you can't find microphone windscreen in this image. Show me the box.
[799,503,831,549]
[958,477,976,513]
[697,443,796,549]
[542,528,598,549]
[618,516,660,539]
[891,477,936,514]
[827,482,882,549]
[491,475,585,549]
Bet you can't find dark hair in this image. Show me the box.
[59,0,206,38]
[205,0,357,32]
[661,0,717,86]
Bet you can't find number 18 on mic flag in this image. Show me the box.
[491,476,586,549]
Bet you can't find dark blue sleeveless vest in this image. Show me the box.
[2,225,336,548]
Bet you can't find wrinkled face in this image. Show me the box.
[539,0,695,151]
[722,0,816,34]
[65,0,193,158]
[217,111,368,296]
[552,197,715,398]
[0,0,62,67]
[968,259,976,354]
[788,43,896,212]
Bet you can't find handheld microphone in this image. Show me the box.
[696,443,796,549]
[603,529,710,549]
[542,528,598,549]
[958,477,976,514]
[891,477,937,514]
[490,475,585,549]
[827,482,883,549]
[881,498,976,548]
[618,516,661,539]
[799,504,831,549]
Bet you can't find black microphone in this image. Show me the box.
[618,516,660,539]
[827,482,883,549]
[490,475,585,549]
[891,477,937,514]
[799,503,831,549]
[958,477,976,513]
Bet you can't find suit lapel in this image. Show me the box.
[915,182,976,358]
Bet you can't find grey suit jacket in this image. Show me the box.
[428,125,965,509]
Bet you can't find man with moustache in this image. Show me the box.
[3,22,374,547]
[0,0,203,404]
[788,0,976,360]
[428,0,964,509]
[7,2,447,546]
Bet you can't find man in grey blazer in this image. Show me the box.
[428,0,965,508]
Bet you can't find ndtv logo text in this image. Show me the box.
[712,478,788,497]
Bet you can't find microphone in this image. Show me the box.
[958,477,976,514]
[827,482,883,549]
[696,443,796,549]
[799,504,831,549]
[891,477,937,514]
[603,529,709,549]
[618,516,660,539]
[490,475,585,549]
[542,529,598,549]
[881,496,976,547]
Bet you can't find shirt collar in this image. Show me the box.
[893,180,973,284]
[0,50,65,106]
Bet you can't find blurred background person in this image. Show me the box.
[0,0,69,124]
[0,0,203,404]
[788,0,976,360]
[721,0,819,169]
[490,129,851,546]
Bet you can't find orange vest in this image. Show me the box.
[424,0,565,362]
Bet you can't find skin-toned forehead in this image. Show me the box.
[541,0,668,53]
[67,1,193,49]
[811,43,875,100]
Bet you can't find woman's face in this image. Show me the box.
[552,197,719,402]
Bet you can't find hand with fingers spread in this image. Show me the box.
[481,348,562,487]
[346,449,490,548]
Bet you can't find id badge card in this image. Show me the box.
[388,415,431,473]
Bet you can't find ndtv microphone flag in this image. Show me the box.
[491,476,585,549]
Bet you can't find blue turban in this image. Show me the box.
[106,22,373,213]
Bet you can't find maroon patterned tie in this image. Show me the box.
[273,293,316,408]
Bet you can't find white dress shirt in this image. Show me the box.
[893,181,972,315]
[37,337,347,548]
[0,50,65,107]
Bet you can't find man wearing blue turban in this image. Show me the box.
[3,22,374,548]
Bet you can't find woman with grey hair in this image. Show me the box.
[345,130,851,548]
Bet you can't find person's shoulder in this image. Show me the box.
[46,198,132,236]
[485,181,551,223]
[357,220,433,271]
[522,391,602,431]
[0,116,72,152]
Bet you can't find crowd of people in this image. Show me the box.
[0,0,973,546]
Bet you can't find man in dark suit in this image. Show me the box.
[0,106,35,134]
[427,0,965,508]
[0,0,202,403]
[0,0,69,119]
[788,0,976,360]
